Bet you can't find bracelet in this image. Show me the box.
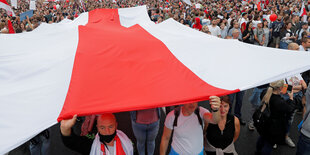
[211,109,219,112]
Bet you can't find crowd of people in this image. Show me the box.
[2,0,310,49]
[2,0,310,154]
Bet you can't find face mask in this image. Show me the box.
[99,130,116,143]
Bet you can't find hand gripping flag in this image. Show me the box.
[0,0,15,16]
[1,6,310,154]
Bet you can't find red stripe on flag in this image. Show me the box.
[0,0,9,5]
[57,9,238,121]
[8,20,15,33]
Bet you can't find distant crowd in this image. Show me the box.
[2,0,310,155]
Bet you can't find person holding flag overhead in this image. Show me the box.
[60,113,133,155]
[160,96,221,155]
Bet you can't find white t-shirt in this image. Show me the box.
[165,107,210,155]
[285,74,303,87]
[299,45,308,51]
[208,25,221,37]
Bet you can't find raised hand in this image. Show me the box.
[60,114,77,136]
[209,96,221,111]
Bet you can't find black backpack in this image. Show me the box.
[172,106,203,131]
[252,102,271,135]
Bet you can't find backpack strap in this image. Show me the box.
[171,107,180,143]
[173,106,203,129]
[194,107,203,130]
[173,107,181,129]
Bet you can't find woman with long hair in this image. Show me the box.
[255,80,296,155]
[242,21,254,44]
[263,19,270,47]
[220,22,228,39]
[228,19,235,33]
[205,95,240,155]
[279,22,296,49]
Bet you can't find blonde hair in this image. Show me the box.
[261,80,284,104]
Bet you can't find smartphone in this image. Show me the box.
[287,85,292,93]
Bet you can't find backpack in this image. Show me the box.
[252,102,271,135]
[172,106,203,131]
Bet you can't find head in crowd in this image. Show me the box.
[287,42,299,50]
[220,23,226,30]
[302,22,308,30]
[201,18,208,26]
[1,27,8,33]
[219,95,231,117]
[202,25,209,33]
[233,21,239,29]
[277,15,282,22]
[256,21,262,29]
[0,22,5,30]
[283,22,292,30]
[229,19,235,30]
[263,19,268,28]
[241,12,247,19]
[157,16,163,23]
[301,31,308,40]
[183,102,198,114]
[245,21,253,31]
[232,29,240,39]
[195,17,200,25]
[301,37,310,49]
[211,18,217,26]
[97,113,117,144]
[261,80,285,104]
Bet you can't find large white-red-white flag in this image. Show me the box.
[1,6,310,154]
[0,0,15,16]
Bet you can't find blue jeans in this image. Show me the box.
[250,87,265,106]
[256,136,273,155]
[131,120,160,155]
[169,147,203,155]
[296,133,310,155]
[279,41,288,49]
[29,130,50,155]
[229,91,245,118]
[249,88,266,123]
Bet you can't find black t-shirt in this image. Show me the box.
[259,91,296,144]
[242,29,254,44]
[272,21,284,37]
[206,114,235,154]
[61,131,93,155]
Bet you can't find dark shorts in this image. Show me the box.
[272,36,280,45]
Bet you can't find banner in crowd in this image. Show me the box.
[182,0,191,6]
[11,0,17,8]
[19,10,34,21]
[1,5,310,154]
[29,0,36,10]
